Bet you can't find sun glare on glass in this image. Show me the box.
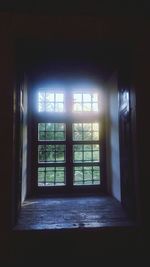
[38,91,64,112]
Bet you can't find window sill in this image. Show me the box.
[14,195,135,231]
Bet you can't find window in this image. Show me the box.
[30,86,105,194]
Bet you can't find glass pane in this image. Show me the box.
[56,167,65,185]
[73,123,99,141]
[84,150,92,161]
[74,166,100,185]
[46,123,54,131]
[55,123,65,131]
[83,94,91,102]
[73,144,99,163]
[38,145,46,162]
[93,151,99,161]
[38,168,45,183]
[83,103,91,111]
[38,91,64,112]
[39,92,45,102]
[55,132,65,140]
[73,92,99,112]
[93,145,99,162]
[73,103,82,112]
[39,123,45,131]
[46,93,54,101]
[46,170,54,184]
[93,123,98,131]
[74,167,83,183]
[92,94,98,101]
[56,93,64,101]
[93,166,100,184]
[38,102,44,112]
[74,94,82,102]
[38,167,65,186]
[38,123,66,141]
[74,145,82,161]
[93,132,99,140]
[83,123,91,131]
[84,167,92,184]
[84,145,91,150]
[83,131,92,140]
[74,151,83,161]
[57,145,65,162]
[46,102,54,112]
[39,132,46,140]
[55,103,64,112]
[73,123,82,131]
[45,132,54,140]
[38,145,65,162]
[74,132,82,141]
[92,103,98,111]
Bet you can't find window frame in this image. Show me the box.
[28,86,107,195]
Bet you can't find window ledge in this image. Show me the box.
[14,195,135,231]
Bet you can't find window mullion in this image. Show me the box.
[63,89,72,188]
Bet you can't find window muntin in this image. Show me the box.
[38,91,64,112]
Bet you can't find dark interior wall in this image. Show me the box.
[0,13,149,264]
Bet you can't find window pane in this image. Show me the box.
[83,103,91,111]
[74,94,82,102]
[39,92,45,102]
[55,103,64,112]
[73,144,100,162]
[38,167,45,183]
[46,123,54,131]
[39,132,46,140]
[38,123,66,141]
[38,145,65,162]
[45,132,54,140]
[38,91,64,112]
[92,103,98,111]
[56,145,65,161]
[38,102,45,112]
[83,123,92,131]
[92,94,98,102]
[84,150,92,161]
[83,131,92,140]
[55,123,65,131]
[39,123,45,131]
[73,123,99,141]
[38,167,65,186]
[55,132,65,140]
[73,92,98,112]
[46,102,54,112]
[83,93,91,102]
[73,103,82,112]
[56,93,64,102]
[74,166,100,185]
[74,167,83,183]
[46,93,54,101]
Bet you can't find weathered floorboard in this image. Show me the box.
[15,195,134,230]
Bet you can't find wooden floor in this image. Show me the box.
[15,195,134,230]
